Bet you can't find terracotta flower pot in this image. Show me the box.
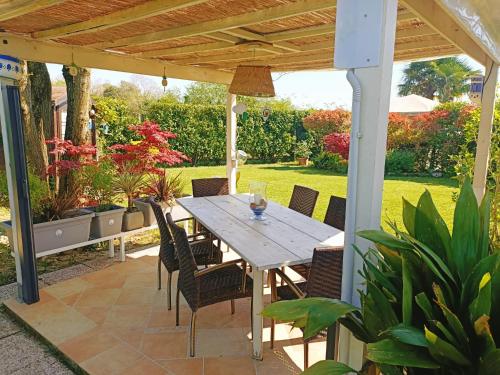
[297,157,309,166]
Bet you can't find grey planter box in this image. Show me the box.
[122,210,144,231]
[1,210,94,254]
[87,205,126,239]
[133,198,170,227]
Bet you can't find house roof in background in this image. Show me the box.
[390,94,438,113]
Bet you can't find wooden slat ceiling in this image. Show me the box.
[0,0,462,75]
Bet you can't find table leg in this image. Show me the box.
[108,239,114,258]
[251,268,264,360]
[119,237,126,262]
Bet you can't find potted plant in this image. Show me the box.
[134,169,186,226]
[81,159,126,238]
[110,161,146,231]
[0,138,96,253]
[296,140,312,166]
[108,120,189,227]
[263,179,499,374]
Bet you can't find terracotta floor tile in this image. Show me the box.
[255,347,301,375]
[111,260,152,274]
[82,269,127,289]
[74,305,112,325]
[103,305,152,330]
[80,343,143,375]
[44,277,91,300]
[60,292,82,307]
[59,327,121,363]
[141,331,188,360]
[121,357,168,375]
[115,287,157,306]
[204,357,256,375]
[195,328,251,357]
[123,272,157,289]
[107,327,145,350]
[157,358,203,375]
[75,287,121,308]
[18,299,97,345]
[147,306,190,329]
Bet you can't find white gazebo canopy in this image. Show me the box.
[390,94,438,114]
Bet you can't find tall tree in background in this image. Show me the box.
[398,57,478,102]
[18,61,50,179]
[63,65,91,145]
[184,82,227,105]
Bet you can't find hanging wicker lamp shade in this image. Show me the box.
[229,65,275,97]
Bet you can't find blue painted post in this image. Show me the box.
[0,55,39,304]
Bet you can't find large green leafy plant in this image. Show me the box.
[263,179,499,374]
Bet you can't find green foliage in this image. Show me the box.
[398,57,479,102]
[263,179,498,374]
[385,149,416,175]
[312,152,348,173]
[295,140,312,158]
[0,170,49,218]
[81,159,116,210]
[183,82,227,105]
[144,102,308,165]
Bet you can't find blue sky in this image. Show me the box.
[46,55,483,109]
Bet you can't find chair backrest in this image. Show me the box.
[288,185,319,217]
[165,212,199,310]
[306,247,343,300]
[323,196,346,231]
[192,178,229,197]
[149,198,177,272]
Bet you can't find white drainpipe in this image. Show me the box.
[342,68,362,304]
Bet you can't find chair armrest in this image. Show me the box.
[274,268,306,299]
[194,259,246,278]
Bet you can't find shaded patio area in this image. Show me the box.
[4,247,327,374]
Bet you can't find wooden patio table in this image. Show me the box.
[177,193,344,360]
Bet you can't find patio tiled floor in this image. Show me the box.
[4,248,328,374]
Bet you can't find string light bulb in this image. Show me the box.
[161,67,168,92]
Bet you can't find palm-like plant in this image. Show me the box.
[263,179,499,374]
[398,57,479,102]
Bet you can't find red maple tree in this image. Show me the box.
[45,138,97,177]
[108,120,189,174]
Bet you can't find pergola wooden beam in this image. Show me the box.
[139,41,234,58]
[32,0,208,40]
[0,0,65,21]
[0,33,233,84]
[402,0,487,63]
[175,36,452,67]
[93,0,337,49]
[222,28,301,52]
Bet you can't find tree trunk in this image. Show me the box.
[19,61,50,179]
[62,65,91,145]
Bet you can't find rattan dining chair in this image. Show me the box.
[288,195,346,280]
[269,247,344,369]
[149,198,223,310]
[323,195,346,231]
[191,177,229,197]
[288,185,319,217]
[191,177,229,249]
[166,212,253,357]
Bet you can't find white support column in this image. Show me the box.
[338,0,398,369]
[226,93,237,194]
[472,60,499,202]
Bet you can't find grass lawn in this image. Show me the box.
[0,163,458,286]
[172,163,459,229]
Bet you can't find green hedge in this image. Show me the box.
[144,102,309,165]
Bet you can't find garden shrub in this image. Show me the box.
[323,132,350,160]
[303,109,351,151]
[385,149,416,175]
[143,102,308,165]
[312,152,348,173]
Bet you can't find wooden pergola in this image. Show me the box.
[0,0,498,367]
